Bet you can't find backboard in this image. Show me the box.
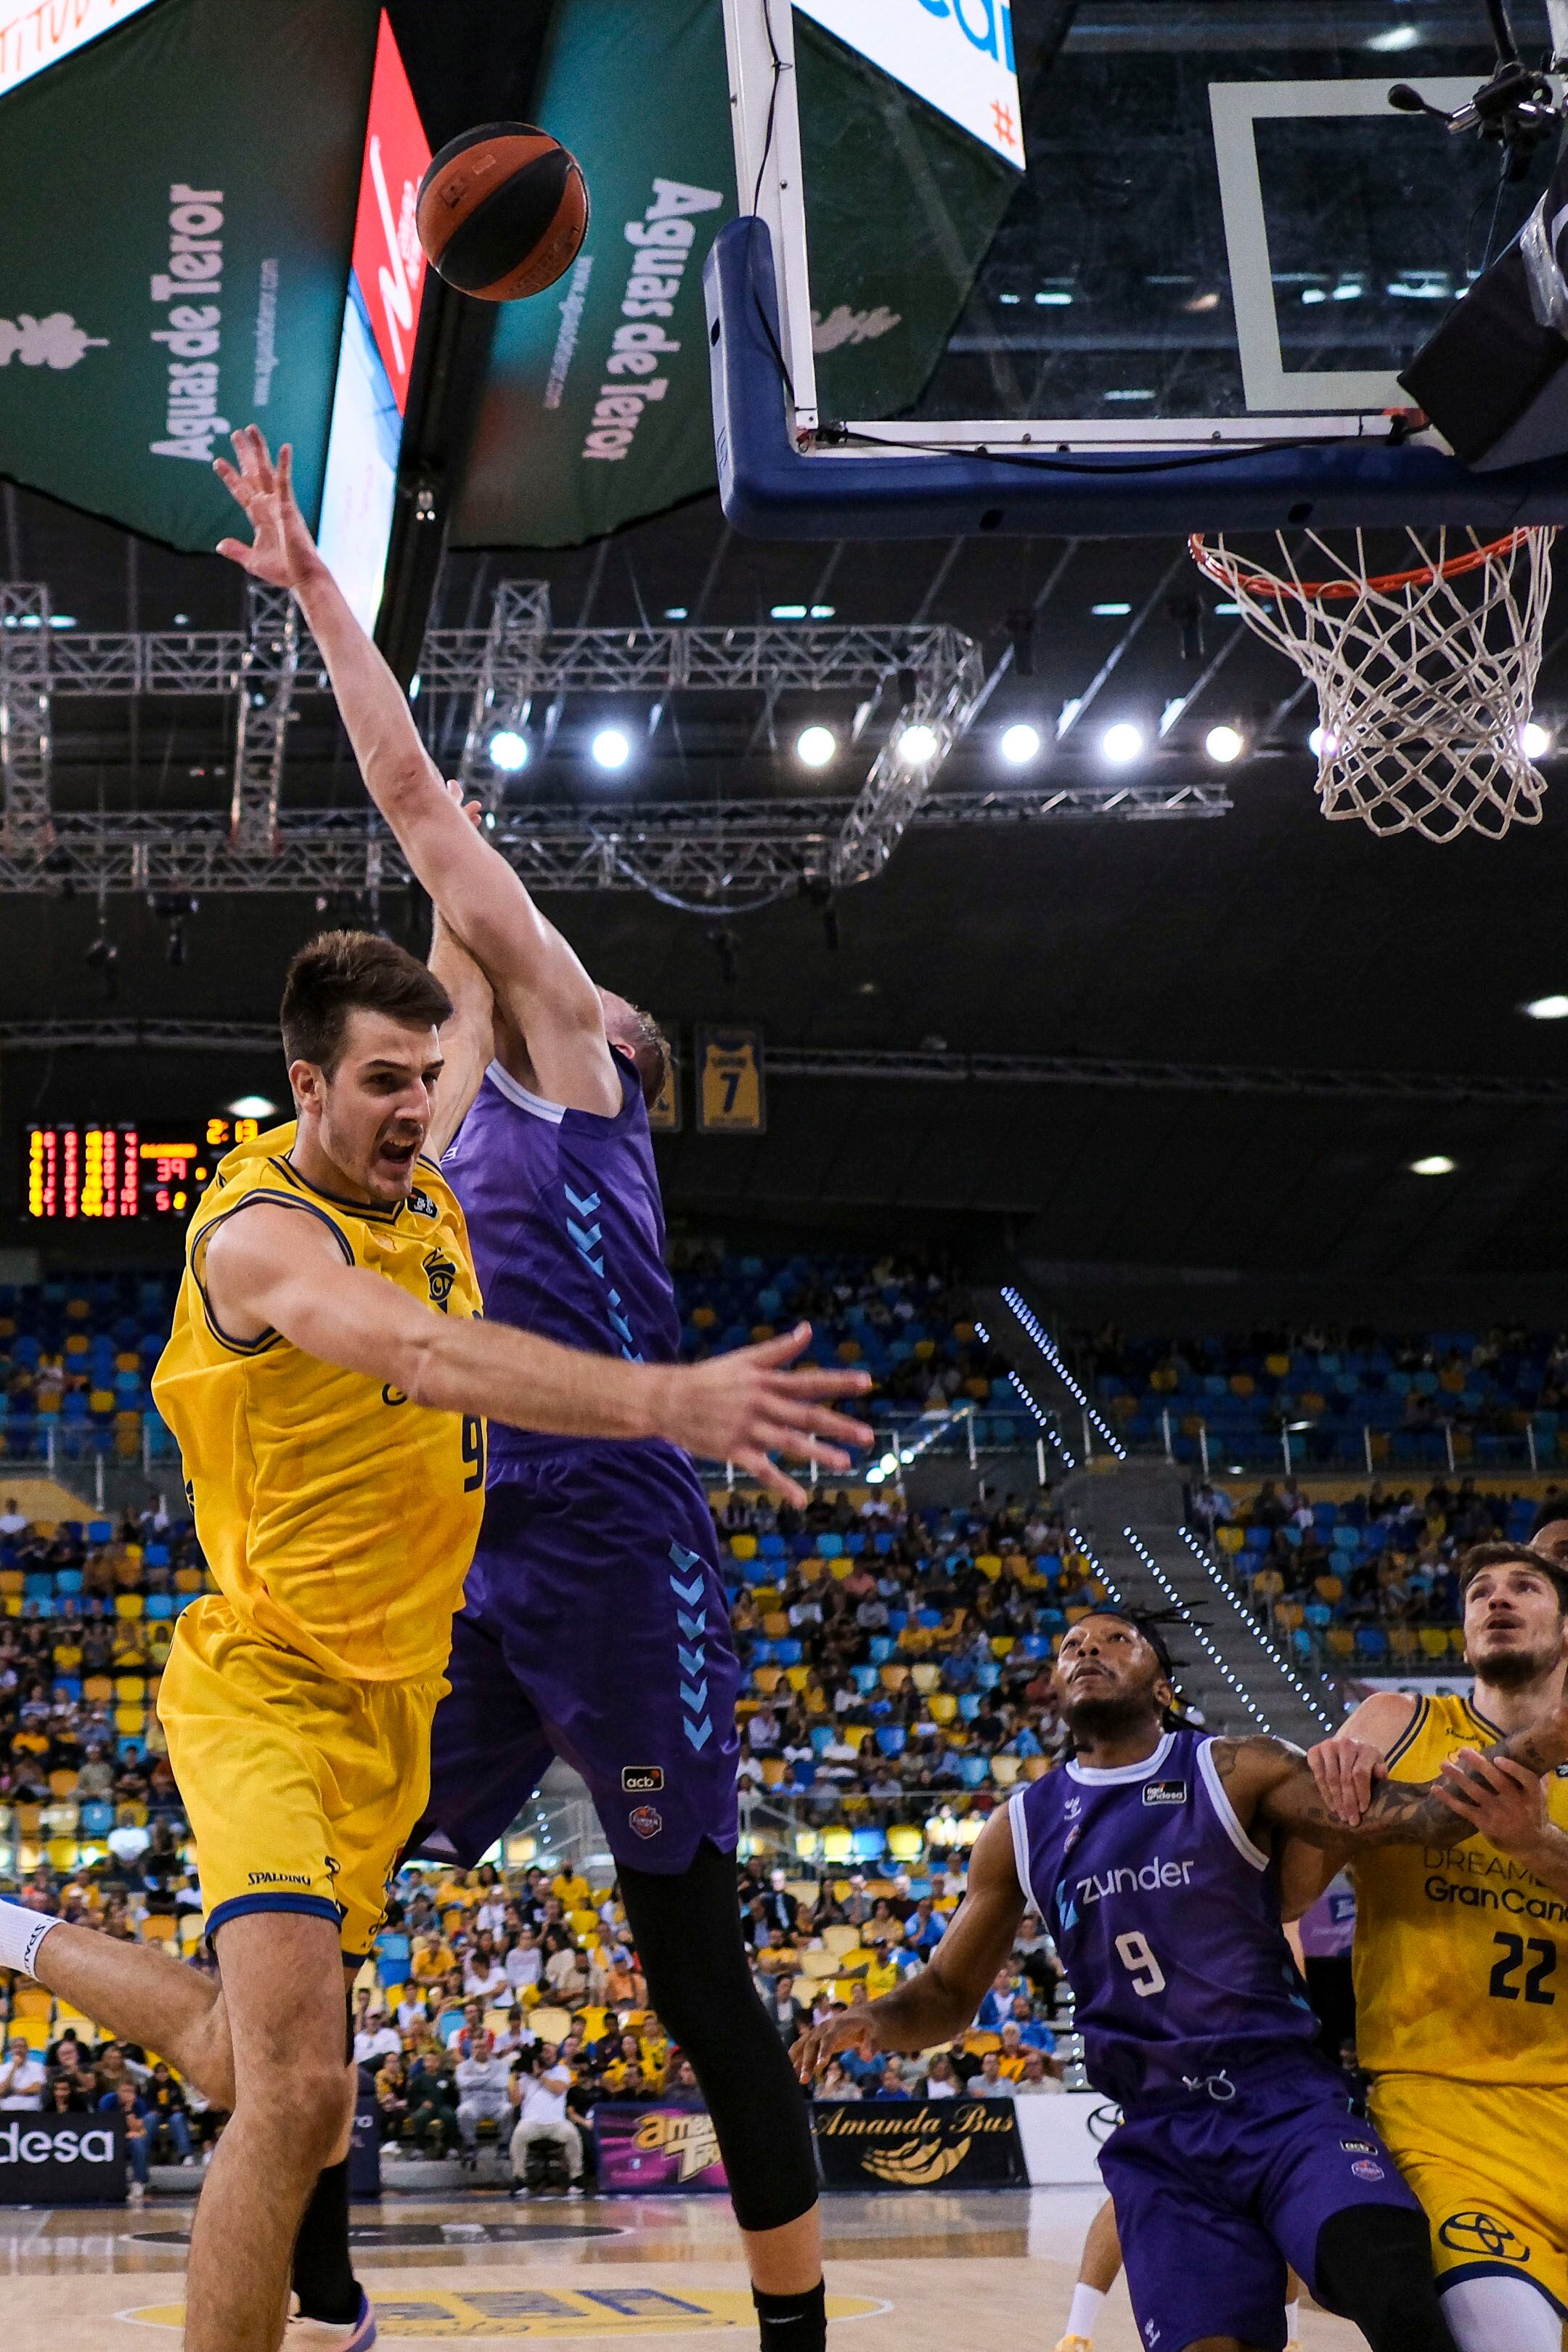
[709,0,1568,535]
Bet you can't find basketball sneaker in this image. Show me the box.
[1052,2337,1093,2351]
[286,2290,377,2351]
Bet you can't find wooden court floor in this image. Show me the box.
[0,2188,1365,2348]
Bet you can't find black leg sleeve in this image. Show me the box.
[1313,2206,1461,2352]
[618,1841,820,2237]
[291,2158,362,2324]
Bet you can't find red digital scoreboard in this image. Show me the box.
[23,1118,264,1222]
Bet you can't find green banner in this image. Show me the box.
[0,0,379,549]
[455,0,1020,549]
[454,0,738,550]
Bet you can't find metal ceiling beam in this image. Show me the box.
[4,1024,1565,1109]
[0,781,1228,900]
[229,587,298,855]
[0,584,53,859]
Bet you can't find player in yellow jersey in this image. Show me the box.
[0,928,872,2352]
[1294,1539,1568,2352]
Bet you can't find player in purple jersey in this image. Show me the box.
[211,426,876,2352]
[796,1611,1568,2352]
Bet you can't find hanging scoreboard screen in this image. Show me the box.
[23,1116,266,1223]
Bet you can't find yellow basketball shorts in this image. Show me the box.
[158,1596,446,1960]
[1370,2072,1568,2322]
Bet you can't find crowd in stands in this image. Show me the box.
[0,1850,1074,2194]
[1081,1321,1568,1470]
[1191,1470,1560,1669]
[0,1277,173,1462]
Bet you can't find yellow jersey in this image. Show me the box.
[151,1122,486,1683]
[1352,1690,1568,2085]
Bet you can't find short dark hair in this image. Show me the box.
[1458,1540,1568,1614]
[280,930,452,1077]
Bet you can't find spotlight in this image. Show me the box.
[796,725,837,769]
[897,723,939,764]
[228,1095,277,1119]
[488,730,528,773]
[1523,721,1553,760]
[1000,723,1041,766]
[1523,994,1568,1021]
[1101,721,1144,765]
[591,728,632,771]
[1204,724,1245,764]
[1308,725,1340,758]
[1410,1154,1455,1176]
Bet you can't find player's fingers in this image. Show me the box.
[772,1368,874,1400]
[740,1322,813,1369]
[277,441,293,496]
[1487,1757,1538,1792]
[214,538,258,570]
[732,1449,807,1510]
[211,457,246,499]
[762,1396,875,1446]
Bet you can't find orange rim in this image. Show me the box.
[1188,529,1538,604]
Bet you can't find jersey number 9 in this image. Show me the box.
[462,1415,486,1494]
[1115,1931,1167,1998]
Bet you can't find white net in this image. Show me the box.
[1189,526,1556,843]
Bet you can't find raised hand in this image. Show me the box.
[213,424,323,593]
[1437,1749,1554,1861]
[652,1323,874,1510]
[1305,1733,1388,1826]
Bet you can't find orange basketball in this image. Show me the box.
[416,123,589,303]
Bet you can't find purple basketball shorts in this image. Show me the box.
[422,1444,742,1874]
[1101,2056,1423,2352]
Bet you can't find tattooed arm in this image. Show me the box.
[1211,1696,1568,1856]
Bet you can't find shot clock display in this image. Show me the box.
[23,1116,265,1222]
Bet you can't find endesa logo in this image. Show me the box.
[0,2121,115,2165]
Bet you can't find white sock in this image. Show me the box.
[1065,2282,1105,2340]
[1284,2299,1300,2342]
[0,1897,61,1979]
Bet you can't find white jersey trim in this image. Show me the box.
[1197,1736,1270,1872]
[1006,1786,1040,1918]
[484,1059,567,1126]
[1066,1729,1176,1786]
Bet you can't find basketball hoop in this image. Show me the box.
[1188,526,1556,842]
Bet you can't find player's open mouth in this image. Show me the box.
[1068,1661,1111,1688]
[377,1134,421,1172]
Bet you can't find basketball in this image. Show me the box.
[416,122,588,302]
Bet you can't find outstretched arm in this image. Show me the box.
[1212,1700,1568,1860]
[201,1206,873,1507]
[425,901,494,1160]
[791,1806,1026,2078]
[213,426,620,1115]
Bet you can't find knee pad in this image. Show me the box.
[1314,2205,1457,2352]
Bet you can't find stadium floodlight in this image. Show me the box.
[1204,724,1245,765]
[591,728,632,771]
[227,1095,277,1119]
[488,729,528,773]
[1101,721,1144,765]
[1000,723,1042,766]
[1523,994,1568,1020]
[796,724,837,769]
[898,723,939,764]
[1523,721,1553,759]
[1410,1154,1455,1176]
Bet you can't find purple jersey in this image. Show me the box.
[1010,1725,1318,2107]
[443,1054,684,1470]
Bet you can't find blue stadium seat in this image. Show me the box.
[852,1665,879,1696]
[875,1727,907,1757]
[959,1756,989,1789]
[867,1636,894,1664]
[774,1638,804,1666]
[80,1802,114,1837]
[958,1694,981,1722]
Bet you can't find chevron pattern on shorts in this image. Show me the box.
[669,1540,713,1751]
[561,1181,642,1360]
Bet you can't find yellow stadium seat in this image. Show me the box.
[829,1556,854,1580]
[529,2006,573,2044]
[12,1985,51,2021]
[928,1693,957,1724]
[753,1666,784,1696]
[1418,1627,1450,1659]
[797,1557,825,1583]
[989,1635,1016,1659]
[115,1675,146,1703]
[9,2019,48,2051]
[1314,1576,1344,1604]
[1326,1628,1356,1660]
[1450,1627,1469,1656]
[798,1949,836,1979]
[761,1758,786,1788]
[1217,1524,1245,1553]
[0,1571,22,1598]
[821,1923,860,1956]
[839,1723,870,1751]
[910,1664,942,1695]
[568,1908,599,1938]
[179,1915,205,1951]
[46,1838,78,1873]
[784,1664,811,1692]
[115,1706,146,1735]
[975,1553,1002,1582]
[729,1534,757,1561]
[762,1612,791,1640]
[48,1768,78,1800]
[115,1593,144,1620]
[886,1825,924,1861]
[1023,1756,1051,1781]
[963,2030,1001,2056]
[1389,1628,1420,1661]
[1264,1352,1291,1378]
[14,1804,41,1837]
[880,1664,910,1692]
[41,1803,78,1838]
[990,1755,1021,1788]
[83,1675,114,1704]
[1275,1603,1304,1632]
[1065,1605,1092,1624]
